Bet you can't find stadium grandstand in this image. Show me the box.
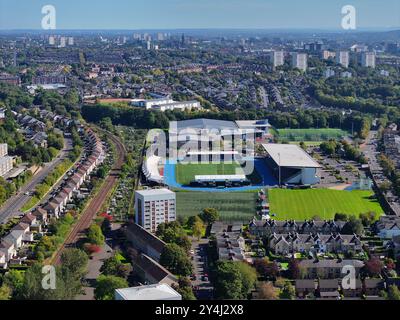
[142,155,164,184]
[262,144,321,185]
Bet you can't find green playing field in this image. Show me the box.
[268,188,384,220]
[175,162,244,185]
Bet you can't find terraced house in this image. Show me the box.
[268,233,362,255]
[249,219,346,237]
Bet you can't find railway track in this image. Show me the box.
[51,129,126,265]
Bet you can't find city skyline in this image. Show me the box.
[0,0,399,30]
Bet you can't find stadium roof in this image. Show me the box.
[195,174,247,182]
[172,118,239,131]
[187,150,239,155]
[262,144,321,168]
[235,120,270,129]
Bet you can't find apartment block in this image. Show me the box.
[134,189,176,233]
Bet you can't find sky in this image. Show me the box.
[0,0,399,30]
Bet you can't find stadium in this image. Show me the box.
[143,119,321,191]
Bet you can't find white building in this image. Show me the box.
[361,52,376,68]
[131,98,201,112]
[291,53,308,71]
[115,283,182,300]
[0,143,8,157]
[325,68,335,78]
[134,189,176,233]
[48,36,55,45]
[0,156,13,177]
[68,37,74,46]
[341,71,353,78]
[336,51,349,68]
[270,51,285,68]
[59,37,66,48]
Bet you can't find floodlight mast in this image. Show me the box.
[278,152,281,187]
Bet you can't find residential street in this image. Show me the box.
[191,237,214,300]
[0,137,73,223]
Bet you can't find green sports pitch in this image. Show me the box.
[276,128,348,142]
[175,162,244,185]
[175,190,258,222]
[268,189,384,221]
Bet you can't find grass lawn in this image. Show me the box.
[268,189,384,220]
[176,162,244,185]
[176,190,258,222]
[276,128,348,142]
[289,141,322,147]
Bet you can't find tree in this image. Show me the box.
[364,257,384,276]
[60,248,88,276]
[359,212,377,227]
[342,216,364,236]
[254,259,279,280]
[94,275,128,300]
[60,248,88,299]
[334,213,348,221]
[387,285,400,300]
[200,208,219,225]
[100,256,132,279]
[17,264,65,300]
[257,282,279,300]
[96,166,107,179]
[214,261,244,300]
[156,221,192,252]
[288,259,301,279]
[0,285,11,300]
[236,262,257,298]
[279,282,296,300]
[87,223,105,245]
[160,243,193,276]
[192,217,205,240]
[2,269,24,295]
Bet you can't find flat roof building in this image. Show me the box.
[0,156,13,177]
[361,52,376,68]
[115,283,181,301]
[291,53,308,72]
[270,51,285,68]
[131,98,201,112]
[336,51,350,68]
